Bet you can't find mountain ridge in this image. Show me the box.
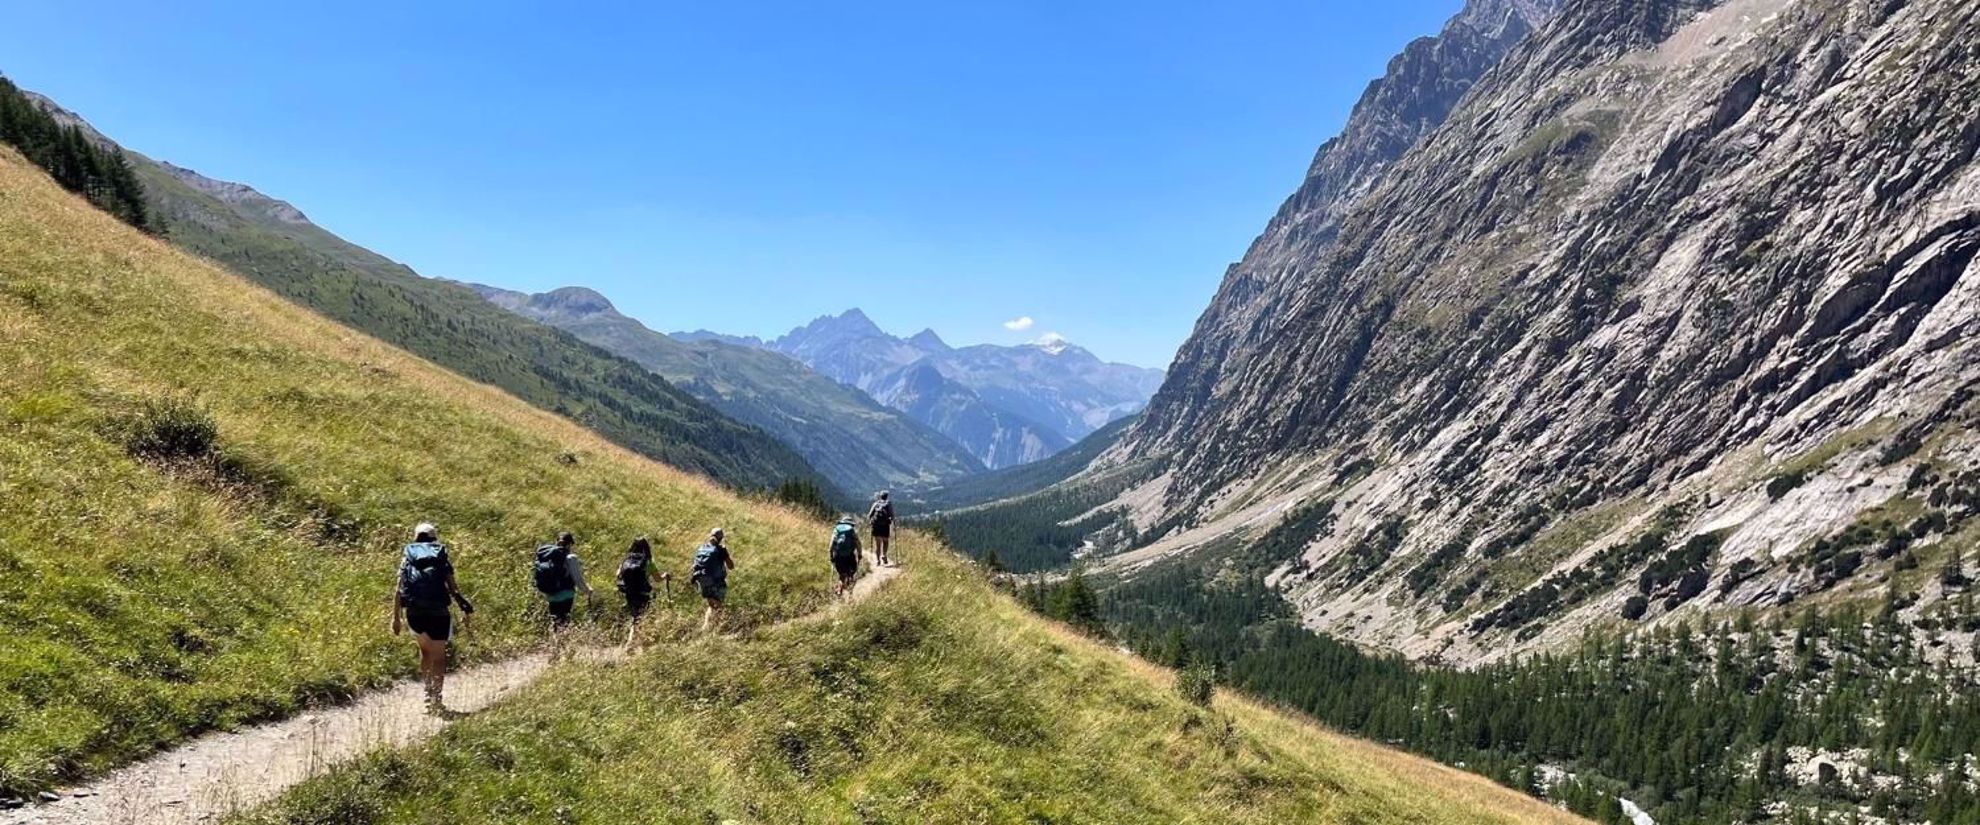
[459,282,988,494]
[680,309,1162,469]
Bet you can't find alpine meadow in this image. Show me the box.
[5,0,1980,822]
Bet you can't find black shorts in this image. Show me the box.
[871,522,892,539]
[548,597,576,624]
[406,609,451,642]
[624,591,652,618]
[833,554,858,580]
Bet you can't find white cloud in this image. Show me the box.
[1002,316,1035,331]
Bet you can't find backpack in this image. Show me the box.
[399,542,451,610]
[830,524,859,562]
[617,551,652,595]
[533,544,574,595]
[690,543,725,583]
[870,501,894,524]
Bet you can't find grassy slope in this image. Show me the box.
[0,147,834,793]
[121,155,819,491]
[241,537,1584,825]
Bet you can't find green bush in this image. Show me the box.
[120,396,218,460]
[1177,661,1217,708]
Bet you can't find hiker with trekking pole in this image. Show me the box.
[392,522,475,715]
[868,491,896,567]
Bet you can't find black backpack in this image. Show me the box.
[617,550,652,595]
[871,501,894,524]
[400,542,451,610]
[533,544,574,594]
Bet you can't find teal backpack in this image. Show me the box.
[830,523,859,562]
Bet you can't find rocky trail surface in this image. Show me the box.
[3,565,903,825]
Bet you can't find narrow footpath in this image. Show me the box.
[5,565,902,825]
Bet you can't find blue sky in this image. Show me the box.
[3,1,1462,369]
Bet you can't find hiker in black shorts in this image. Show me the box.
[689,528,735,631]
[533,531,595,629]
[868,491,896,567]
[616,536,661,619]
[830,516,862,598]
[392,522,474,714]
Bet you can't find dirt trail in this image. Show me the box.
[4,564,903,825]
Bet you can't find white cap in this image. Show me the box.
[709,527,725,540]
[414,522,437,538]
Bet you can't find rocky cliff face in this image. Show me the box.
[1100,0,1980,664]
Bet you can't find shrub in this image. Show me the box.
[1177,660,1217,708]
[1879,434,1924,465]
[121,396,218,460]
[1620,595,1650,621]
[1765,470,1808,500]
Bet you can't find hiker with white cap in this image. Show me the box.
[688,527,736,631]
[392,522,474,714]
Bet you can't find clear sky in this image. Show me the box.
[3,1,1463,369]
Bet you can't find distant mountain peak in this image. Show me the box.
[908,328,950,352]
[1031,333,1074,356]
[823,308,884,336]
[531,286,617,316]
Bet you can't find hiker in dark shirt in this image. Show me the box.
[392,522,474,714]
[829,516,862,598]
[689,528,735,631]
[868,491,896,567]
[616,536,669,648]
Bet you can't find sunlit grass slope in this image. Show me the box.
[241,536,1585,825]
[0,147,833,793]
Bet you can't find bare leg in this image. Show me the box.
[416,635,447,711]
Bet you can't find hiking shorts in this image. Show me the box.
[623,591,652,618]
[871,522,892,539]
[547,596,576,625]
[832,554,858,581]
[697,579,728,603]
[406,608,451,642]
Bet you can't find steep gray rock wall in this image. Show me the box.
[1106,0,1980,662]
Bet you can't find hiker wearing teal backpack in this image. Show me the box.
[830,516,862,598]
[689,527,735,631]
[392,522,474,714]
[533,532,595,652]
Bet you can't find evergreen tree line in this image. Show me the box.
[0,76,152,231]
[1019,560,1980,824]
